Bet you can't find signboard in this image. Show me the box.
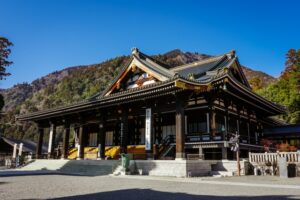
[175,80,208,91]
[145,108,152,150]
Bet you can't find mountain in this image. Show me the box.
[0,49,277,140]
[1,50,275,113]
[243,66,277,91]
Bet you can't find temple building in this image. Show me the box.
[16,48,286,161]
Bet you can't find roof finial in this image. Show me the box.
[230,50,236,56]
[131,47,139,55]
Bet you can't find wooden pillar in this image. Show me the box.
[47,123,56,159]
[120,109,128,154]
[209,106,216,139]
[77,125,84,160]
[237,106,241,135]
[134,117,140,145]
[62,122,70,159]
[224,98,229,140]
[36,124,44,159]
[247,115,251,144]
[156,113,162,144]
[206,112,210,134]
[223,100,229,159]
[98,116,106,159]
[175,94,185,160]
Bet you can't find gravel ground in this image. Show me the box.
[0,174,300,200]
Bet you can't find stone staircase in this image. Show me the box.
[20,159,69,171]
[19,159,121,176]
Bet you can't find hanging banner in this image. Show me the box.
[48,124,54,153]
[19,143,23,156]
[12,143,17,159]
[145,108,152,150]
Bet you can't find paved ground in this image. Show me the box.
[0,173,300,200]
[203,175,300,186]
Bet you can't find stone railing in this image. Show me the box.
[249,152,300,164]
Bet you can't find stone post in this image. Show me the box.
[278,156,288,178]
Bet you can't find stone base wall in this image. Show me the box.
[211,160,251,175]
[129,160,213,177]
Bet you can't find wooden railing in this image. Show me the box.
[249,152,300,164]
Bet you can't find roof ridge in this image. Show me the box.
[135,54,175,78]
[171,54,225,71]
[138,51,172,70]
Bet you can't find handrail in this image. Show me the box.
[157,135,175,159]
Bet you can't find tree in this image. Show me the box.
[0,36,13,110]
[0,37,13,79]
[258,48,300,123]
[281,49,300,80]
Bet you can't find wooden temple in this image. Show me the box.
[16,48,286,160]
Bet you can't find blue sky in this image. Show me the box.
[1,0,300,89]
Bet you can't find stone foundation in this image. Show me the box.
[128,160,214,177]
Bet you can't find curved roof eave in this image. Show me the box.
[226,74,286,114]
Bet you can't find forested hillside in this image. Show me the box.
[0,49,286,141]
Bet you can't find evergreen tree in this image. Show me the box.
[0,37,13,110]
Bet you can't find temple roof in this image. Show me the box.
[0,136,48,153]
[16,48,285,122]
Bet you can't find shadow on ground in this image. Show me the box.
[39,189,297,200]
[0,170,88,177]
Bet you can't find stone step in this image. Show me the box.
[18,159,121,176]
